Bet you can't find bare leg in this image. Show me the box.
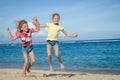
[23,53,29,77]
[27,51,36,73]
[54,45,64,70]
[47,45,53,71]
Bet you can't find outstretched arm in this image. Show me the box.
[32,16,40,32]
[61,29,78,38]
[7,28,17,41]
[32,17,48,30]
[40,24,48,28]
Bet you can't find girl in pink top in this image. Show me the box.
[7,17,40,77]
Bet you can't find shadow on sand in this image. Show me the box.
[43,73,86,77]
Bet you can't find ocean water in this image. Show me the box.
[0,41,120,73]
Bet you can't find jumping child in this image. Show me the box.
[39,13,78,71]
[7,17,40,77]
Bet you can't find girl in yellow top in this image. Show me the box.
[40,13,78,71]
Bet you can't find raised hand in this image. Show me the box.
[7,27,11,33]
[73,34,78,38]
[34,16,38,21]
[32,16,40,32]
[32,16,38,25]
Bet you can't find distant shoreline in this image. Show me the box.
[1,38,120,45]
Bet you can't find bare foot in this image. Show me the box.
[27,69,32,76]
[28,71,32,76]
[49,66,53,72]
[23,73,26,77]
[27,68,30,73]
[60,63,64,70]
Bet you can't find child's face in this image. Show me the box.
[21,23,28,32]
[53,15,60,24]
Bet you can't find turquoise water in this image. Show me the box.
[0,41,120,72]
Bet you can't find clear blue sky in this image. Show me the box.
[0,0,120,43]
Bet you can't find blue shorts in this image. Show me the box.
[47,40,59,47]
[22,46,33,54]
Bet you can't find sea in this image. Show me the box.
[0,39,120,73]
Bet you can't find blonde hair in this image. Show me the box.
[16,20,27,32]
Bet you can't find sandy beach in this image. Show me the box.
[0,69,119,80]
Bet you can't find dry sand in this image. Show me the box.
[0,69,120,80]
